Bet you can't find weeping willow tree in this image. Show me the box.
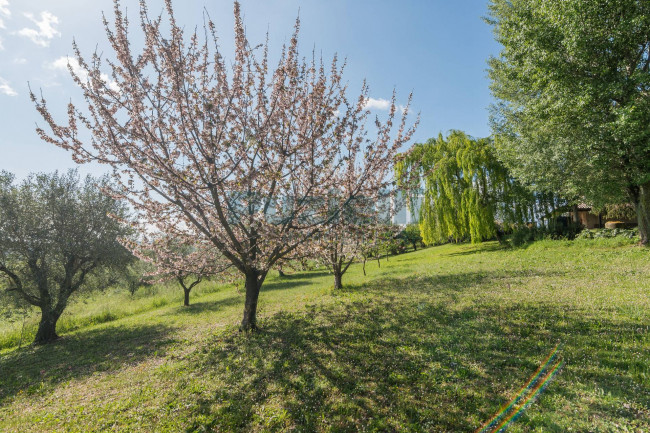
[396,131,557,244]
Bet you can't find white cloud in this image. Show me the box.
[51,56,119,91]
[13,57,26,64]
[364,97,391,111]
[0,0,10,29]
[52,56,88,80]
[18,11,60,47]
[0,76,17,96]
[363,97,410,115]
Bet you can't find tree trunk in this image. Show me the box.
[241,270,261,331]
[183,288,191,306]
[33,308,60,345]
[635,182,650,246]
[412,242,417,251]
[333,264,343,290]
[572,204,580,225]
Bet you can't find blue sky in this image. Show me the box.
[0,0,500,179]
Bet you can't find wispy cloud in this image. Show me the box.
[0,76,17,96]
[363,97,409,115]
[0,0,10,29]
[50,56,119,91]
[364,97,391,111]
[51,56,88,80]
[18,11,60,47]
[13,57,26,64]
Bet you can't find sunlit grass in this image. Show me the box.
[0,239,648,432]
[0,280,233,351]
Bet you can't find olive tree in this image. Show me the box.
[0,170,132,344]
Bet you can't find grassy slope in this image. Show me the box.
[0,239,648,432]
[0,279,237,351]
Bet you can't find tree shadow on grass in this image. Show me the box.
[340,268,567,296]
[273,270,331,280]
[164,294,242,316]
[260,279,320,293]
[441,242,509,257]
[176,272,648,432]
[0,323,175,404]
[260,271,331,293]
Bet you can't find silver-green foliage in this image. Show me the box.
[0,170,132,344]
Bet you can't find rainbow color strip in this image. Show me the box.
[476,344,564,433]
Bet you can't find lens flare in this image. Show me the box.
[476,344,564,433]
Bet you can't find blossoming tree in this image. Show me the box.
[312,186,392,290]
[129,234,232,306]
[32,0,416,330]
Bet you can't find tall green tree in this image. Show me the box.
[0,171,132,344]
[487,0,650,244]
[396,131,544,245]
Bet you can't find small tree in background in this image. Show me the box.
[120,259,155,296]
[0,170,132,344]
[131,235,232,306]
[312,198,373,289]
[374,225,403,258]
[398,224,423,251]
[33,0,417,330]
[360,231,383,276]
[311,147,396,289]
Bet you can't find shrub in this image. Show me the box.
[510,227,534,247]
[509,221,584,247]
[577,227,639,240]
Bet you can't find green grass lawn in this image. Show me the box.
[0,239,648,432]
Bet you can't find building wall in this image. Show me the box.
[576,210,600,228]
[574,210,637,229]
[393,191,423,226]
